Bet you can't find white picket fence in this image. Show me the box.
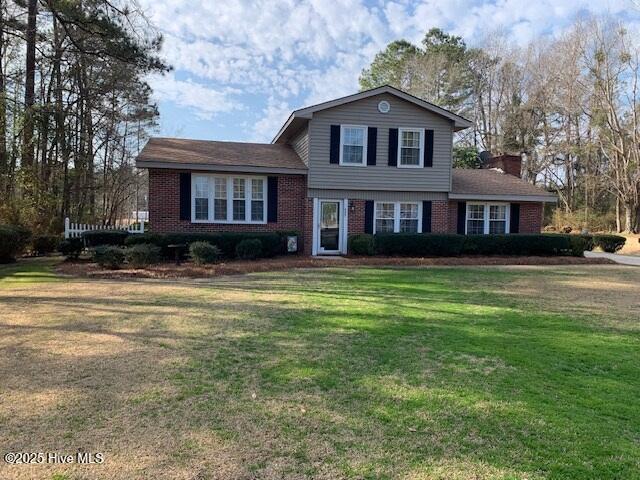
[64,217,144,239]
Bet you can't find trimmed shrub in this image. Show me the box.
[348,234,375,255]
[371,233,591,257]
[32,235,60,256]
[236,238,262,260]
[124,232,287,259]
[375,233,466,256]
[82,229,128,247]
[125,243,161,268]
[592,234,626,253]
[92,245,125,269]
[58,238,84,259]
[189,241,221,265]
[0,226,21,263]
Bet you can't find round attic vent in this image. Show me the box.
[378,100,390,113]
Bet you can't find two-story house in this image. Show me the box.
[136,85,556,255]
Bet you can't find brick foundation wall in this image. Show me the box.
[148,168,308,242]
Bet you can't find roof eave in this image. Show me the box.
[136,159,308,175]
[449,193,557,203]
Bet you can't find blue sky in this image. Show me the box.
[138,0,639,143]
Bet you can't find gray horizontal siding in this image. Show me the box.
[308,189,447,201]
[308,93,453,191]
[289,127,309,166]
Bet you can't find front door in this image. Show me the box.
[318,200,341,254]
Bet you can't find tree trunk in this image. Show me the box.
[0,4,7,189]
[22,0,37,169]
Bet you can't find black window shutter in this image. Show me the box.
[179,172,191,221]
[364,201,374,234]
[267,176,278,223]
[422,201,432,233]
[330,125,340,164]
[367,127,377,165]
[424,129,434,167]
[510,203,520,233]
[388,128,398,166]
[457,201,466,234]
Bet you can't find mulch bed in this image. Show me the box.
[55,255,615,280]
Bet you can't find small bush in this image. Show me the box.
[375,233,466,256]
[236,239,262,260]
[32,235,60,256]
[92,245,125,269]
[82,229,128,247]
[0,225,21,263]
[58,238,84,259]
[189,241,221,265]
[125,243,161,268]
[348,234,375,255]
[592,234,626,253]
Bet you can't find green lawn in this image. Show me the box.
[0,260,638,479]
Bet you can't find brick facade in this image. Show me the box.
[519,202,543,234]
[148,168,308,243]
[149,168,544,256]
[447,200,542,234]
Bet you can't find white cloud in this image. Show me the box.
[150,74,243,120]
[251,98,293,142]
[139,0,640,140]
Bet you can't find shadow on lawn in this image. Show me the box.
[1,266,639,479]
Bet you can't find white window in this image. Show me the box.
[194,177,209,221]
[340,125,367,166]
[191,175,266,224]
[466,204,485,234]
[233,178,246,221]
[399,203,419,233]
[489,205,507,234]
[375,202,395,233]
[398,128,424,168]
[374,201,422,233]
[466,203,510,234]
[214,177,227,221]
[251,179,265,221]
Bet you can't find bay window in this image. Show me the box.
[340,125,367,165]
[191,175,266,224]
[374,201,422,233]
[398,128,423,167]
[466,202,509,234]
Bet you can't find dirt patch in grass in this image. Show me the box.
[56,254,614,279]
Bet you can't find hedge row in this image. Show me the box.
[123,231,298,259]
[0,225,32,263]
[348,233,619,257]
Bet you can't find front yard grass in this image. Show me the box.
[0,259,638,479]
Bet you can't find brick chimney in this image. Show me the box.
[483,154,522,178]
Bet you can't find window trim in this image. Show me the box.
[397,127,424,168]
[191,174,267,224]
[465,202,510,234]
[339,124,368,167]
[373,201,422,234]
